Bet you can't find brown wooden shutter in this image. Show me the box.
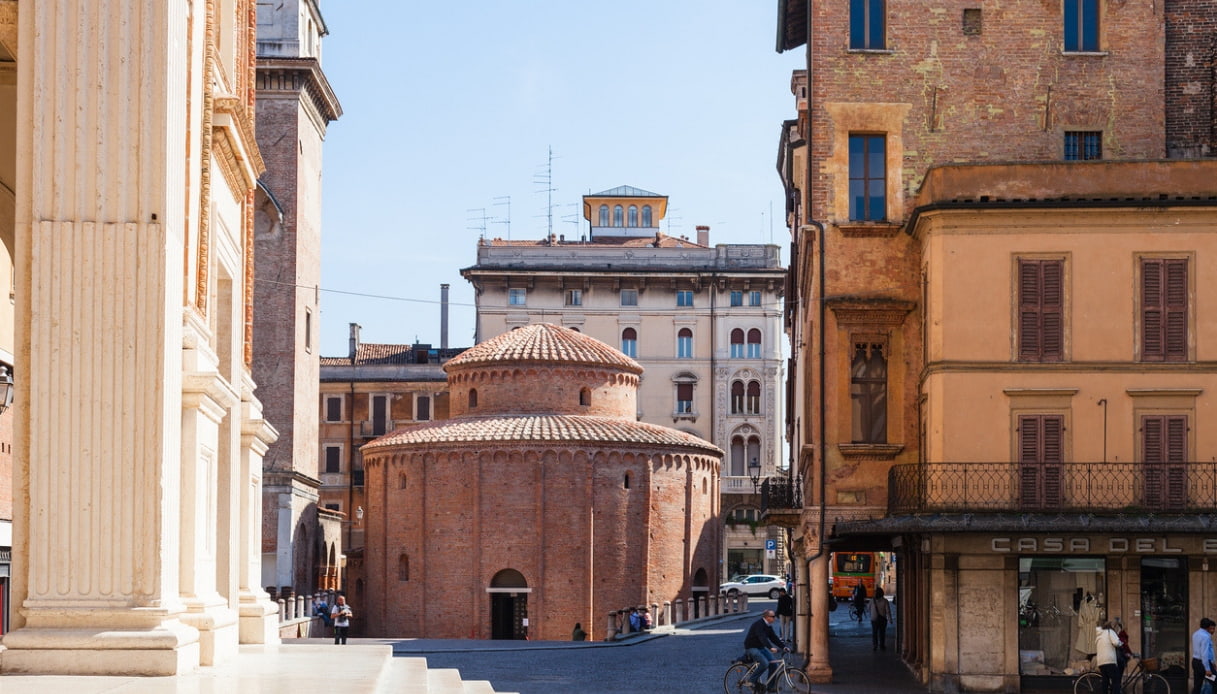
[1018,260,1063,361]
[1142,414,1189,510]
[1019,414,1063,508]
[1143,259,1188,362]
[1165,259,1188,360]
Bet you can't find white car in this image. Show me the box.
[719,574,786,599]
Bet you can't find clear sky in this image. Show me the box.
[316,2,802,357]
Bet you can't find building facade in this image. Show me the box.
[252,0,341,601]
[318,317,466,610]
[775,0,1217,691]
[360,323,723,640]
[0,1,17,637]
[0,0,280,675]
[462,186,789,578]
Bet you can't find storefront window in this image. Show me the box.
[1141,558,1188,691]
[1018,557,1107,678]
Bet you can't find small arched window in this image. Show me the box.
[580,387,591,406]
[730,436,745,476]
[468,388,478,408]
[399,474,408,490]
[599,204,609,226]
[731,381,745,414]
[398,553,410,581]
[628,205,639,227]
[621,327,638,358]
[642,205,653,227]
[624,472,631,489]
[747,329,762,358]
[747,381,761,414]
[613,205,624,227]
[730,329,745,358]
[677,328,694,358]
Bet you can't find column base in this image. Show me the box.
[805,662,834,684]
[238,592,281,645]
[178,599,239,666]
[0,619,200,676]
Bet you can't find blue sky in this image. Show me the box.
[316,2,802,356]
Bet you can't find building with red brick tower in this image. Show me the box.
[360,323,723,640]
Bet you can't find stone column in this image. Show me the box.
[806,554,833,682]
[238,389,280,644]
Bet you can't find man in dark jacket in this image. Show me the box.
[744,609,785,692]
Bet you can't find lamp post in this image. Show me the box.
[748,457,762,494]
[0,364,14,414]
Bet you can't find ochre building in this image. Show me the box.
[360,323,723,640]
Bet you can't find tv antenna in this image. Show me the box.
[466,207,490,240]
[533,146,558,239]
[492,196,511,240]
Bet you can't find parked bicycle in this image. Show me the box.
[1072,655,1169,694]
[724,648,812,694]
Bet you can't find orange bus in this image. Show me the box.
[831,551,877,600]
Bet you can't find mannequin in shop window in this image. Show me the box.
[1075,592,1101,655]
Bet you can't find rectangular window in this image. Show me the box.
[1017,557,1106,676]
[749,291,762,307]
[1064,131,1102,160]
[325,395,342,422]
[730,291,743,307]
[565,289,582,306]
[621,336,637,358]
[417,395,431,421]
[508,288,526,306]
[849,135,886,221]
[747,342,761,359]
[676,383,694,414]
[305,308,313,352]
[324,445,341,474]
[1063,0,1099,52]
[1142,258,1188,362]
[1142,415,1187,510]
[1018,414,1063,509]
[1018,258,1064,362]
[620,289,638,306]
[849,0,886,49]
[371,394,389,435]
[730,343,745,359]
[676,290,694,307]
[678,334,694,359]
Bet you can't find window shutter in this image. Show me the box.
[1142,414,1189,510]
[1041,262,1063,360]
[1018,261,1041,360]
[1019,259,1063,361]
[1142,259,1165,360]
[1165,259,1188,360]
[1019,415,1042,506]
[1019,415,1063,508]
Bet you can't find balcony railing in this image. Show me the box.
[889,462,1217,514]
[359,420,394,437]
[761,475,802,511]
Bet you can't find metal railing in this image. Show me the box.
[761,474,802,511]
[888,462,1217,514]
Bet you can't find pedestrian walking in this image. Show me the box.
[869,586,891,651]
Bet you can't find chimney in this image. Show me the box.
[696,225,710,247]
[348,323,361,360]
[440,284,450,349]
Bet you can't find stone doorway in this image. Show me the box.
[489,569,529,639]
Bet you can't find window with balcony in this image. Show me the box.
[849,0,886,49]
[1018,414,1063,509]
[730,329,745,358]
[325,395,342,422]
[621,327,638,358]
[508,288,526,306]
[620,289,638,306]
[730,291,743,307]
[1018,258,1064,362]
[850,342,887,443]
[370,394,389,436]
[1141,257,1188,362]
[849,134,886,221]
[324,445,341,474]
[677,328,694,358]
[1142,414,1187,510]
[1063,0,1099,52]
[677,290,694,307]
[565,289,582,306]
[747,329,762,358]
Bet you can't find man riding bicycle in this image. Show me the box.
[851,582,868,623]
[743,609,786,692]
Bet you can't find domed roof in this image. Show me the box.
[363,415,722,455]
[444,323,643,374]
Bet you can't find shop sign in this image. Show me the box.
[989,537,1217,553]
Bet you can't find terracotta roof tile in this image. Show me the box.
[481,232,707,249]
[320,344,468,367]
[445,323,642,374]
[363,415,722,454]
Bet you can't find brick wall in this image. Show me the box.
[1164,0,1217,158]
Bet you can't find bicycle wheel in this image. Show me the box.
[1073,672,1103,694]
[779,667,813,694]
[724,663,753,694]
[1138,672,1169,694]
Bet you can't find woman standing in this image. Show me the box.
[1095,619,1125,694]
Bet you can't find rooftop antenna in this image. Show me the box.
[466,207,490,240]
[491,196,511,240]
[560,202,582,240]
[666,208,681,234]
[533,146,558,239]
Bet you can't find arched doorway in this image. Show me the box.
[489,569,529,640]
[692,567,709,618]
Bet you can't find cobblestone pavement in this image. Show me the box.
[365,597,926,694]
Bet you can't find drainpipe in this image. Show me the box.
[802,217,828,675]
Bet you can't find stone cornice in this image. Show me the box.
[827,298,915,328]
[256,57,342,124]
[213,96,265,194]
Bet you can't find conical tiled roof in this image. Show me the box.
[444,323,642,374]
[363,415,722,454]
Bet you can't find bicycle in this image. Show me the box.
[848,601,865,623]
[724,648,812,694]
[1073,655,1169,694]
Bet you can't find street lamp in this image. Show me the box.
[0,365,14,415]
[748,457,762,493]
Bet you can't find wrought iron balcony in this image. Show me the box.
[759,475,803,530]
[888,462,1217,515]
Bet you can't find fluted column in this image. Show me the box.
[238,381,280,644]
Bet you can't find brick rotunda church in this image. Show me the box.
[360,323,724,640]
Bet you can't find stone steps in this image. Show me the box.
[375,654,516,694]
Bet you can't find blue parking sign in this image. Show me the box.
[765,539,777,551]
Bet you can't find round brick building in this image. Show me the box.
[361,323,723,640]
